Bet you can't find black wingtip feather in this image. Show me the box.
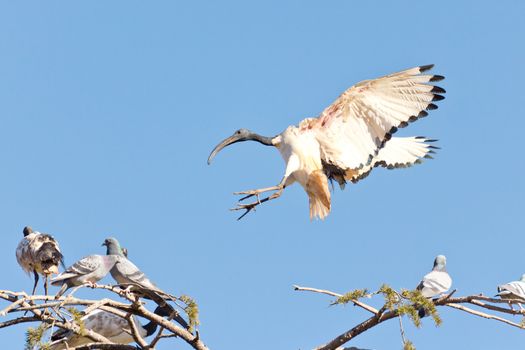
[419,64,434,72]
[426,103,438,110]
[430,75,445,82]
[432,94,445,101]
[418,110,429,118]
[431,86,446,94]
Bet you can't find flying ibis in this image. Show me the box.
[208,65,445,220]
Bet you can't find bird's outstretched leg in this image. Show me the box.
[232,183,285,220]
[31,271,39,296]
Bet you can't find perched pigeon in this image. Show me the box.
[496,274,525,310]
[16,226,65,295]
[103,237,162,293]
[416,255,452,317]
[48,305,173,350]
[51,254,120,298]
[102,237,190,329]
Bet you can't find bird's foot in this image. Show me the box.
[230,202,259,220]
[231,187,284,220]
[234,185,282,201]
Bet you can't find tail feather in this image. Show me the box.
[306,170,331,220]
[54,283,68,298]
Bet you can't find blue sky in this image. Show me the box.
[1,1,524,349]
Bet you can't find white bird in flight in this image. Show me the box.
[208,65,445,220]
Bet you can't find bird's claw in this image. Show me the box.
[233,189,264,203]
[230,202,258,220]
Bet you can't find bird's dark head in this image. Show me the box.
[207,128,274,165]
[23,226,33,237]
[102,237,124,256]
[433,255,447,271]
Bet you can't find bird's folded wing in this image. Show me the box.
[315,65,445,171]
[499,282,525,299]
[345,136,439,183]
[51,256,98,284]
[418,271,451,297]
[114,258,159,290]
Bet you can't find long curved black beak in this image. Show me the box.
[207,134,244,165]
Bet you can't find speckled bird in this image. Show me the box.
[208,65,445,220]
[16,226,64,295]
[48,305,173,350]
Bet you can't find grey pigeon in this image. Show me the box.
[496,274,525,310]
[416,255,452,317]
[103,237,161,293]
[16,226,65,295]
[102,237,190,329]
[51,254,119,298]
[49,305,172,350]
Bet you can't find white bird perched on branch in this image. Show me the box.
[16,226,64,295]
[48,305,172,350]
[496,274,525,310]
[416,255,452,317]
[208,65,445,220]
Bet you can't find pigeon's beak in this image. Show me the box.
[101,241,107,247]
[207,133,245,165]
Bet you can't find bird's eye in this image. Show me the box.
[236,130,241,134]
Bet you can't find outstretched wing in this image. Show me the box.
[314,65,445,179]
[340,136,439,185]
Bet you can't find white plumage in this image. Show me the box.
[209,65,445,220]
[417,255,452,298]
[16,226,64,295]
[496,274,525,303]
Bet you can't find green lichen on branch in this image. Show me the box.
[403,340,416,350]
[400,289,442,327]
[179,294,200,332]
[67,307,86,335]
[25,324,48,350]
[334,289,369,305]
[379,284,400,310]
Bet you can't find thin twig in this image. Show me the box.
[293,285,378,314]
[446,303,525,329]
